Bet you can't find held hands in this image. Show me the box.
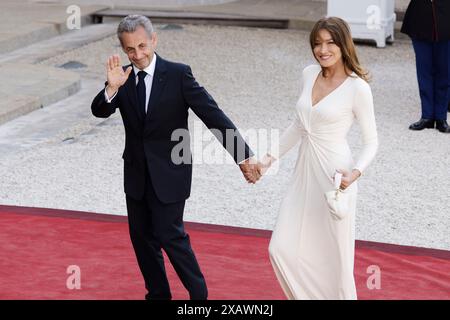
[239,158,261,184]
[106,54,132,96]
[239,154,276,184]
[335,169,361,190]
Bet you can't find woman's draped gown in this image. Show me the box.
[268,64,378,300]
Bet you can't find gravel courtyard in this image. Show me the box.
[0,23,449,250]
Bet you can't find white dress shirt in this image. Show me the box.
[105,54,157,114]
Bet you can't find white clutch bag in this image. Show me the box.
[324,172,351,220]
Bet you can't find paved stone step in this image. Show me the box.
[0,23,118,125]
[93,7,408,41]
[94,9,289,29]
[0,1,108,55]
[0,23,117,64]
[0,63,80,125]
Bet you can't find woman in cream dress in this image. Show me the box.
[260,17,378,300]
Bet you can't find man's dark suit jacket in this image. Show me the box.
[401,0,450,41]
[91,54,253,204]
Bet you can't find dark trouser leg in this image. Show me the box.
[412,39,434,120]
[126,193,172,300]
[433,40,449,121]
[145,178,208,300]
[448,41,450,111]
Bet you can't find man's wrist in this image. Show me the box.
[106,84,119,96]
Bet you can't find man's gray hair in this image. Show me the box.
[117,15,154,45]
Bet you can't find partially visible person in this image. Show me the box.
[401,0,450,133]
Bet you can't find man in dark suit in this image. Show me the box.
[401,0,450,133]
[91,15,261,300]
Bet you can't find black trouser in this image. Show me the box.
[125,173,207,300]
[412,39,449,120]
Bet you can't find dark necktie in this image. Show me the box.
[136,70,147,116]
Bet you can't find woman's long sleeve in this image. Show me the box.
[352,81,379,174]
[269,109,303,160]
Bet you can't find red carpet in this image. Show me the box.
[0,205,449,300]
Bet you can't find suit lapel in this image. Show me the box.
[145,55,167,121]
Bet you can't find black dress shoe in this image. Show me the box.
[409,118,435,130]
[435,120,450,133]
[448,102,450,112]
